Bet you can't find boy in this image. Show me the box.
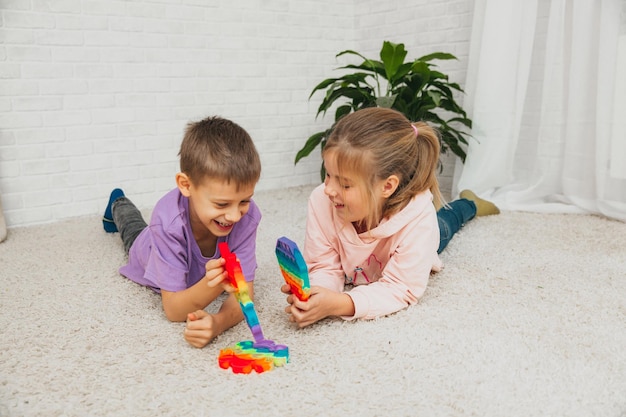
[103,116,261,348]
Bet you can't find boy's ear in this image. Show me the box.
[381,175,400,198]
[176,172,192,197]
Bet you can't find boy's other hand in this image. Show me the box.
[184,310,219,348]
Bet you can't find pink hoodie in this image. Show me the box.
[304,184,442,320]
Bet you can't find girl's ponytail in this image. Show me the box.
[384,121,443,215]
[413,122,444,208]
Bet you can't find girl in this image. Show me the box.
[283,107,498,327]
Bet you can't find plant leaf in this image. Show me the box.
[317,85,375,116]
[417,52,458,62]
[335,105,353,120]
[427,91,441,107]
[337,50,383,95]
[376,95,397,108]
[337,49,371,64]
[380,41,407,83]
[447,116,472,128]
[340,61,384,74]
[309,77,342,99]
[295,131,326,164]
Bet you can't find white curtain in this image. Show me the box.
[455,0,626,222]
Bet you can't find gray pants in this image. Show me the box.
[112,197,148,254]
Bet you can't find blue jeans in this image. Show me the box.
[437,199,476,254]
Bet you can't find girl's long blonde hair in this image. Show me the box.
[323,107,443,231]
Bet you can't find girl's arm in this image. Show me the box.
[346,212,440,320]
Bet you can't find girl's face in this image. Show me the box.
[180,175,255,241]
[322,151,372,226]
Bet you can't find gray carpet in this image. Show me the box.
[1,184,625,417]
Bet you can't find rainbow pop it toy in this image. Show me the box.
[275,236,311,301]
[217,242,289,374]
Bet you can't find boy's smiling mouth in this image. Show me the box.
[215,220,234,230]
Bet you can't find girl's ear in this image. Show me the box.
[176,172,192,197]
[381,175,400,198]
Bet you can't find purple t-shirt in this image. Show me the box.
[119,188,261,293]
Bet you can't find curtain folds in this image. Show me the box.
[455,0,626,221]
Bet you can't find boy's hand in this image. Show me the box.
[204,258,235,292]
[184,310,219,348]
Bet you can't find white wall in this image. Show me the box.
[0,0,474,228]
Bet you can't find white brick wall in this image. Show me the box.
[0,0,474,228]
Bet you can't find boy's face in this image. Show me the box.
[180,176,255,241]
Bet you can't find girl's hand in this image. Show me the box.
[283,286,352,328]
[280,283,293,298]
[204,258,235,292]
[184,310,219,348]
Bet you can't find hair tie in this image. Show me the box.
[411,124,419,137]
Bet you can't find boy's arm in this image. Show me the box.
[162,270,253,328]
[184,283,253,348]
[212,282,252,333]
[161,276,223,322]
[160,258,233,322]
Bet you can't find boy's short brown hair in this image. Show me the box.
[179,116,261,188]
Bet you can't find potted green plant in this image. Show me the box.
[296,41,472,180]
